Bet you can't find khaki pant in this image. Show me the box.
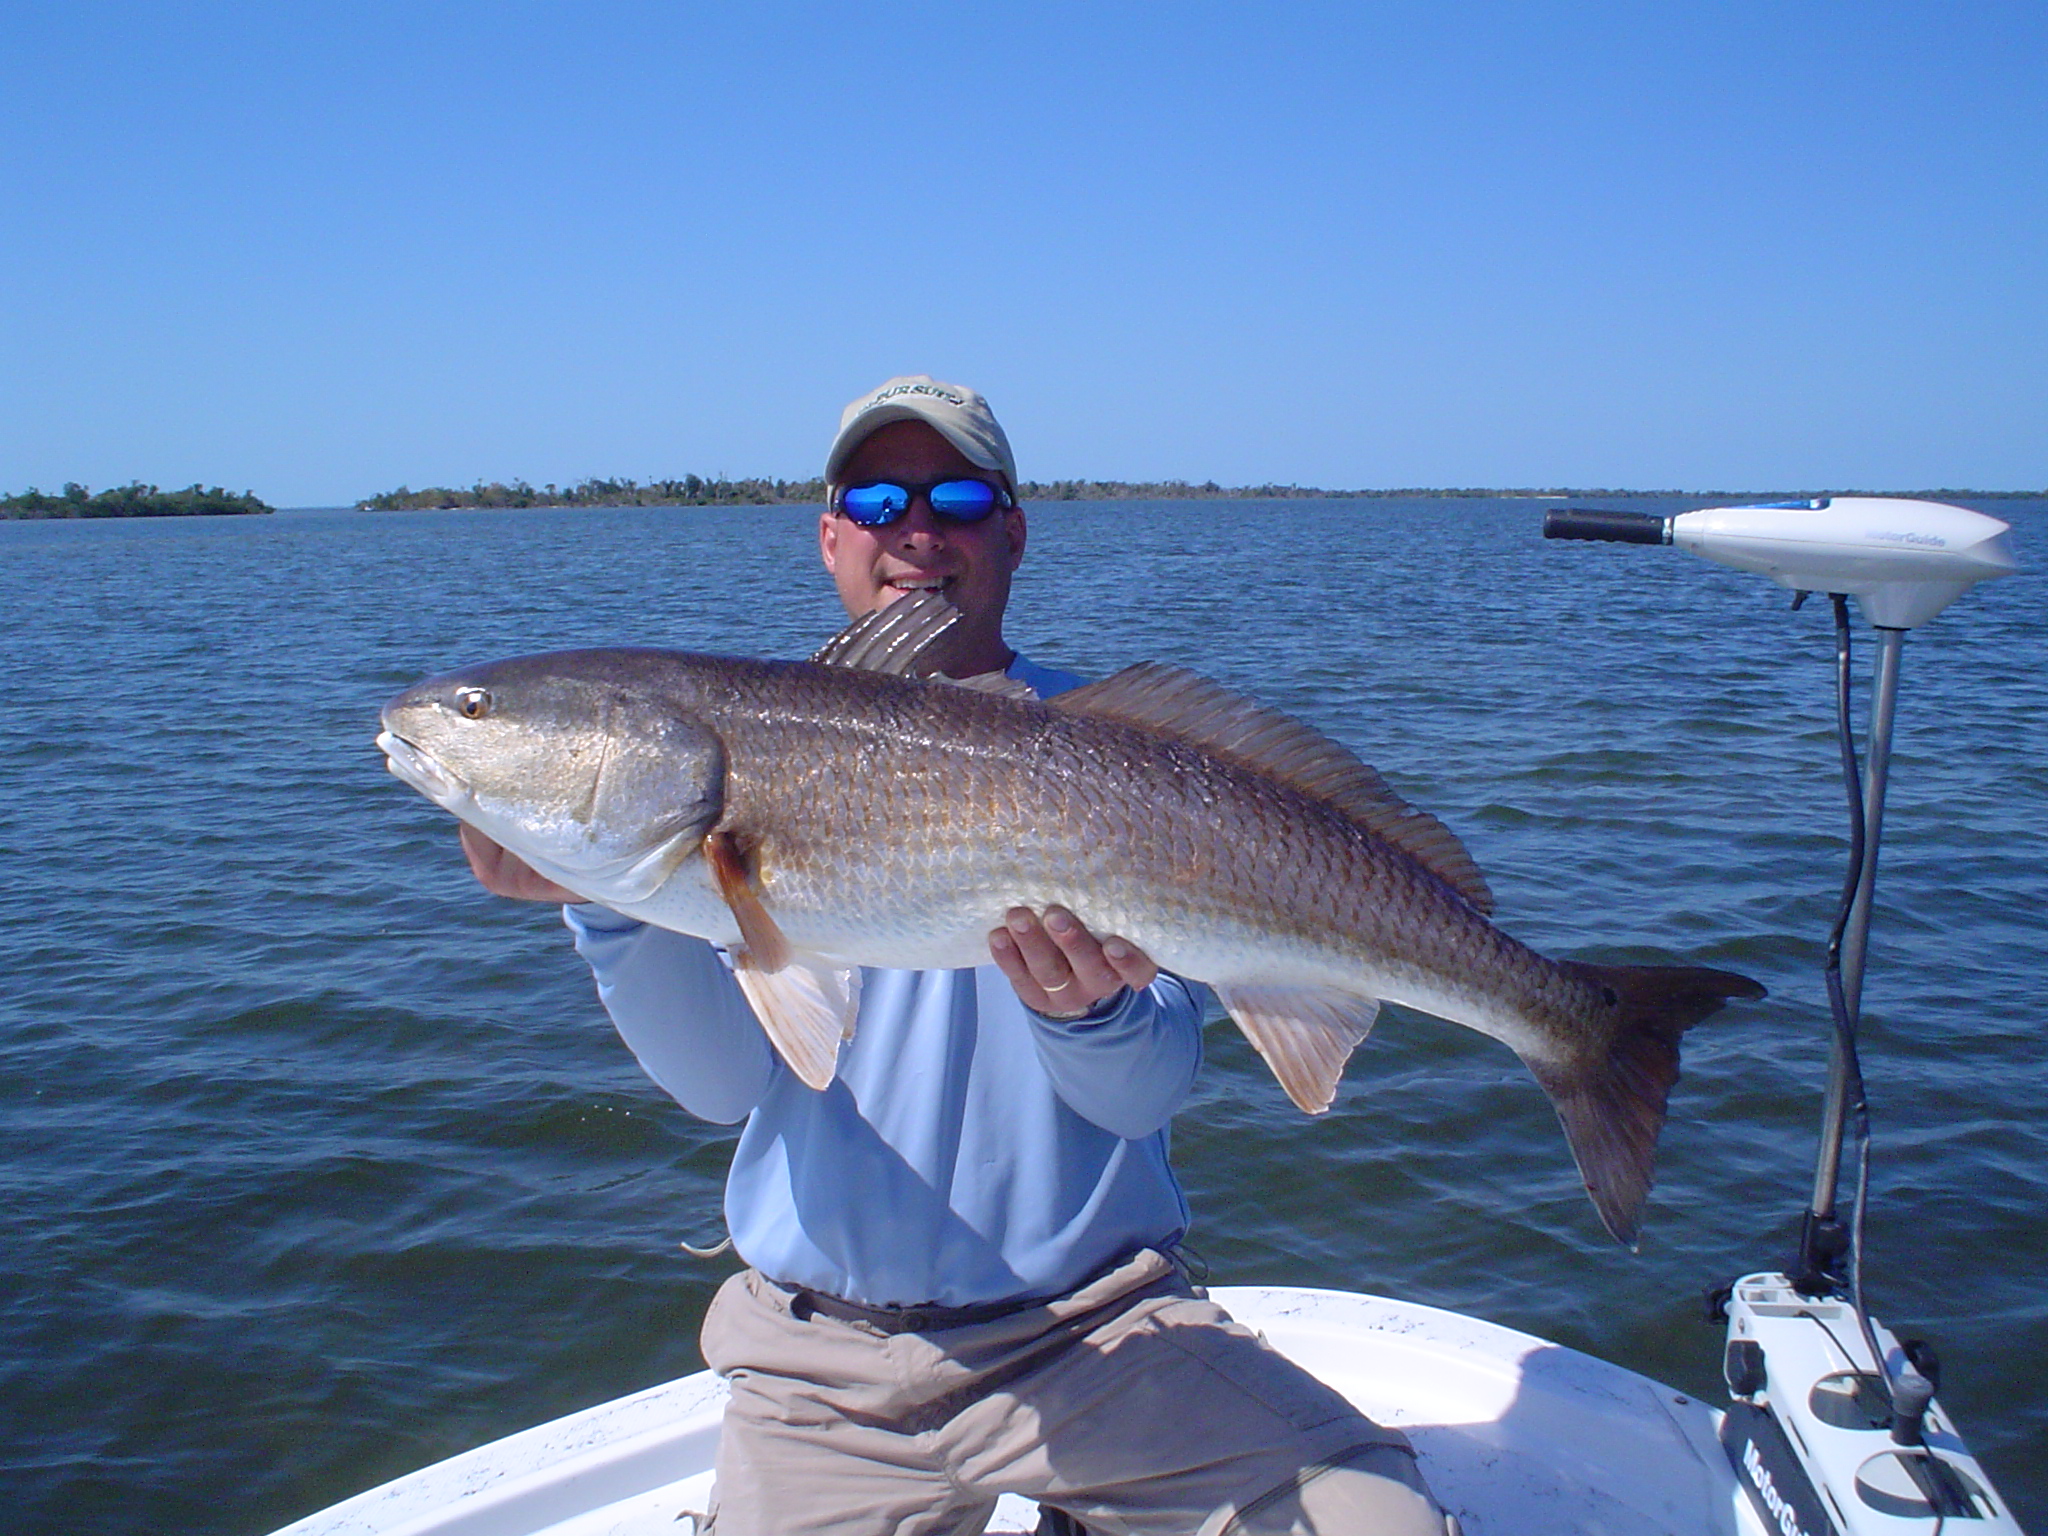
[699,1250,1450,1536]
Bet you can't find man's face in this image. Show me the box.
[818,420,1026,668]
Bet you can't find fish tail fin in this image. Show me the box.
[1533,960,1766,1248]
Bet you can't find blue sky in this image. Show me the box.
[3,1,2042,504]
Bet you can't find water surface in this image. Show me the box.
[3,498,2042,1530]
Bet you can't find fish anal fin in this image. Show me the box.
[810,590,963,677]
[1213,984,1381,1115]
[1051,665,1494,915]
[733,959,863,1091]
[1535,960,1768,1247]
[705,830,790,972]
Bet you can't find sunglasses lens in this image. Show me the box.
[840,483,912,525]
[927,480,1001,521]
[839,479,1005,526]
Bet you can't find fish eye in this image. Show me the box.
[454,686,492,720]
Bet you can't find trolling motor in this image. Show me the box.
[1546,497,2022,1534]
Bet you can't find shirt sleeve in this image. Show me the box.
[563,905,777,1124]
[1024,974,1207,1140]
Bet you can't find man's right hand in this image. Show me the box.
[459,824,581,902]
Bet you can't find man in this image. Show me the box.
[462,377,1451,1535]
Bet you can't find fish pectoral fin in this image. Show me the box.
[704,828,861,1090]
[705,830,790,972]
[1212,985,1381,1115]
[732,956,863,1091]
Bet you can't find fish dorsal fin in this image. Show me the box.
[1051,664,1495,915]
[810,590,962,676]
[1212,984,1380,1114]
[941,669,1040,701]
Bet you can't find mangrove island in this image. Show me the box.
[2,483,274,519]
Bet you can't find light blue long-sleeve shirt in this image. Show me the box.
[565,654,1206,1309]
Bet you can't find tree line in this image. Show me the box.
[352,475,1650,508]
[359,475,1363,508]
[357,476,827,510]
[357,477,2048,510]
[1,483,274,519]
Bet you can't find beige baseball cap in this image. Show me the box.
[825,375,1019,496]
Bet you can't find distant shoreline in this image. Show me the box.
[352,477,2047,511]
[1,484,273,520]
[7,480,2038,520]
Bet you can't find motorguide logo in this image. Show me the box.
[1742,1438,1821,1536]
[1720,1403,1837,1536]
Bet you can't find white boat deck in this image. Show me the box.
[271,1286,1766,1536]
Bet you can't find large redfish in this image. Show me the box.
[378,596,1762,1244]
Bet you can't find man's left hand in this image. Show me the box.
[989,905,1158,1020]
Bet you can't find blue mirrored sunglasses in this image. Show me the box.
[835,477,1012,527]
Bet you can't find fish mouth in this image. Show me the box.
[377,729,470,808]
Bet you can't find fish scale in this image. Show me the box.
[731,689,1356,970]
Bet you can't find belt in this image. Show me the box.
[767,1246,1191,1336]
[782,1283,1055,1336]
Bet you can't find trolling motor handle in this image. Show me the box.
[1542,509,1672,545]
[1890,1370,1935,1446]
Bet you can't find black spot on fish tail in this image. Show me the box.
[1534,961,1767,1249]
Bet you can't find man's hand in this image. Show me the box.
[989,905,1158,1020]
[459,824,581,903]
